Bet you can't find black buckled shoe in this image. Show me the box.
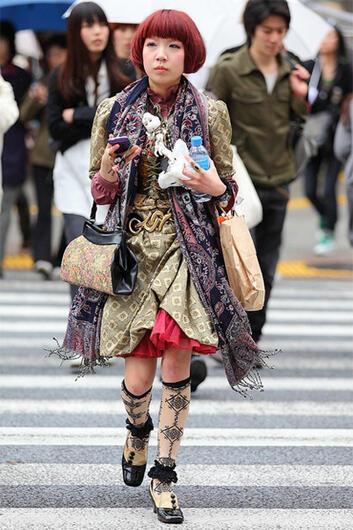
[149,481,184,524]
[122,415,153,487]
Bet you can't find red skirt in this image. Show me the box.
[121,309,216,359]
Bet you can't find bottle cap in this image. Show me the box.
[191,136,202,146]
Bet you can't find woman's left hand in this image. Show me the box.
[182,155,226,197]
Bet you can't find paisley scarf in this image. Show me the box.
[54,76,272,397]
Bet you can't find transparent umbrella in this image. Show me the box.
[66,0,331,63]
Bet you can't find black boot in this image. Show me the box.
[122,414,154,487]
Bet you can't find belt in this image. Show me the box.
[128,209,173,235]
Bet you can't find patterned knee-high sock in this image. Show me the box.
[121,380,153,465]
[148,377,191,494]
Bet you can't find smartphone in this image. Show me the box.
[107,135,132,153]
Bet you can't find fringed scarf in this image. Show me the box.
[53,76,273,397]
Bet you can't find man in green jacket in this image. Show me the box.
[208,0,309,345]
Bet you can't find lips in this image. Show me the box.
[155,66,167,72]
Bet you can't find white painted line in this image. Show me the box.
[1,337,352,352]
[0,375,351,391]
[259,339,353,352]
[1,508,352,530]
[0,280,67,291]
[0,322,66,333]
[267,310,353,323]
[1,306,352,323]
[1,354,351,371]
[0,338,63,349]
[263,324,353,337]
[272,288,353,299]
[0,293,69,304]
[0,306,69,318]
[1,463,351,487]
[0,427,352,446]
[0,399,351,417]
[269,299,353,310]
[2,321,353,336]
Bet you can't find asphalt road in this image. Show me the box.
[0,273,352,529]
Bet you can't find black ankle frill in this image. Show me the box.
[148,460,178,483]
[125,414,154,438]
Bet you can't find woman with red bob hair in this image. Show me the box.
[59,8,267,524]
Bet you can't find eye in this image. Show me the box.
[169,43,181,49]
[146,41,156,47]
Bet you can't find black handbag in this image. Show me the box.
[61,201,138,295]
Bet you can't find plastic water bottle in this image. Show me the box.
[189,136,211,203]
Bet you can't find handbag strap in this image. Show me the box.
[89,197,122,228]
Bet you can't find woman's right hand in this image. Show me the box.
[100,134,141,182]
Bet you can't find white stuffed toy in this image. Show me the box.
[158,139,191,189]
[142,111,192,189]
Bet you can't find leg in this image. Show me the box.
[148,347,192,523]
[121,357,157,487]
[0,185,22,273]
[304,154,326,219]
[323,154,341,232]
[16,189,31,251]
[32,165,53,263]
[247,187,288,343]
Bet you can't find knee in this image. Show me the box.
[161,350,191,383]
[124,378,152,397]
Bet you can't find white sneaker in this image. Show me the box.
[314,233,337,255]
[34,260,53,279]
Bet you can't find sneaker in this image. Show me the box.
[314,232,337,255]
[51,266,62,281]
[34,260,53,279]
[315,216,328,241]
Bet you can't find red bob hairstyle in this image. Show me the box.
[131,9,206,74]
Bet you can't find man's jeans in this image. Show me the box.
[246,185,289,343]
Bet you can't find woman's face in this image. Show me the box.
[320,28,339,55]
[80,17,109,58]
[113,24,138,58]
[142,36,185,93]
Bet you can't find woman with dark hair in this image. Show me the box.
[47,1,128,296]
[57,8,269,524]
[303,25,352,255]
[111,23,138,81]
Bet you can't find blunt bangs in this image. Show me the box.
[131,9,206,74]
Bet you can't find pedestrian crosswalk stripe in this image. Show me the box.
[269,299,353,310]
[0,293,69,305]
[2,321,353,336]
[0,375,352,391]
[267,310,353,323]
[2,305,353,323]
[1,463,352,487]
[1,354,351,371]
[0,508,352,530]
[0,399,351,417]
[1,427,352,446]
[263,324,353,336]
[2,337,353,352]
[272,287,353,299]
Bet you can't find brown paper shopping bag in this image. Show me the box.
[220,214,265,311]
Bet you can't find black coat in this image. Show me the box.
[1,62,32,187]
[47,67,101,154]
